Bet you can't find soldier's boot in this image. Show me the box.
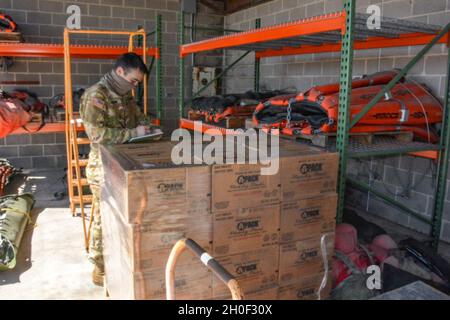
[92,265,105,287]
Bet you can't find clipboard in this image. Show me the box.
[125,131,164,144]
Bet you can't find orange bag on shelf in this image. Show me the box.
[0,92,32,139]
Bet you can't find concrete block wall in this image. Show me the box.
[224,0,450,243]
[0,0,223,168]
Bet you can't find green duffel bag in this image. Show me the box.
[0,193,35,271]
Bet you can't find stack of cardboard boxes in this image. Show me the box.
[101,141,213,299]
[100,138,338,300]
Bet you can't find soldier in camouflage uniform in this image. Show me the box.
[80,53,161,286]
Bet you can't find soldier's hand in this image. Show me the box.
[136,125,147,137]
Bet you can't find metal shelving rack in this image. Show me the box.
[178,1,450,251]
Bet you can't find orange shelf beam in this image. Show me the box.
[256,32,449,58]
[0,43,159,59]
[10,122,85,135]
[180,12,346,57]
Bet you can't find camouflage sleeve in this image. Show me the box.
[80,90,138,145]
[126,94,149,126]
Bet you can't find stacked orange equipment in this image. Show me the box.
[253,70,443,143]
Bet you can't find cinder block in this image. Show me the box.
[28,62,50,74]
[353,59,366,76]
[425,55,447,75]
[439,220,450,242]
[0,0,11,9]
[261,14,275,27]
[289,6,306,21]
[44,144,67,156]
[7,60,28,73]
[14,74,40,82]
[5,135,31,146]
[306,1,324,17]
[400,155,433,176]
[413,173,436,195]
[134,8,155,20]
[89,4,112,16]
[256,2,272,17]
[304,61,322,75]
[31,133,56,145]
[322,61,340,75]
[19,145,44,157]
[146,0,166,10]
[444,200,450,221]
[0,146,19,157]
[275,10,290,24]
[408,216,432,235]
[324,0,343,13]
[7,157,32,169]
[293,76,313,91]
[409,75,441,97]
[27,12,52,24]
[32,156,57,169]
[82,16,101,28]
[395,56,424,75]
[379,58,394,70]
[41,74,65,85]
[101,0,122,5]
[354,49,380,59]
[282,0,298,10]
[56,155,68,168]
[412,0,445,15]
[397,191,431,217]
[40,25,64,38]
[382,0,412,18]
[12,0,38,10]
[99,17,124,29]
[345,185,369,208]
[286,63,304,76]
[0,138,5,146]
[368,197,410,227]
[126,0,146,7]
[380,46,409,57]
[39,0,64,12]
[167,0,179,11]
[77,63,100,74]
[384,166,411,188]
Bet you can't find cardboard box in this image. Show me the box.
[214,285,279,300]
[101,191,212,272]
[278,272,332,300]
[279,235,334,285]
[212,163,280,212]
[280,193,337,243]
[213,204,280,256]
[101,143,211,224]
[212,245,279,298]
[280,151,339,201]
[105,261,213,300]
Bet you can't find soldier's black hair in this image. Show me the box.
[114,52,148,75]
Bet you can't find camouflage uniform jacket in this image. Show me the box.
[80,78,147,185]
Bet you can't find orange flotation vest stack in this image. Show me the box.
[253,70,443,142]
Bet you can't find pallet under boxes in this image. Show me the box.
[100,138,339,300]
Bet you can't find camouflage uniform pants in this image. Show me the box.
[86,151,104,272]
[88,183,103,271]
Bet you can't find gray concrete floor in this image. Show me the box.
[0,169,104,300]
